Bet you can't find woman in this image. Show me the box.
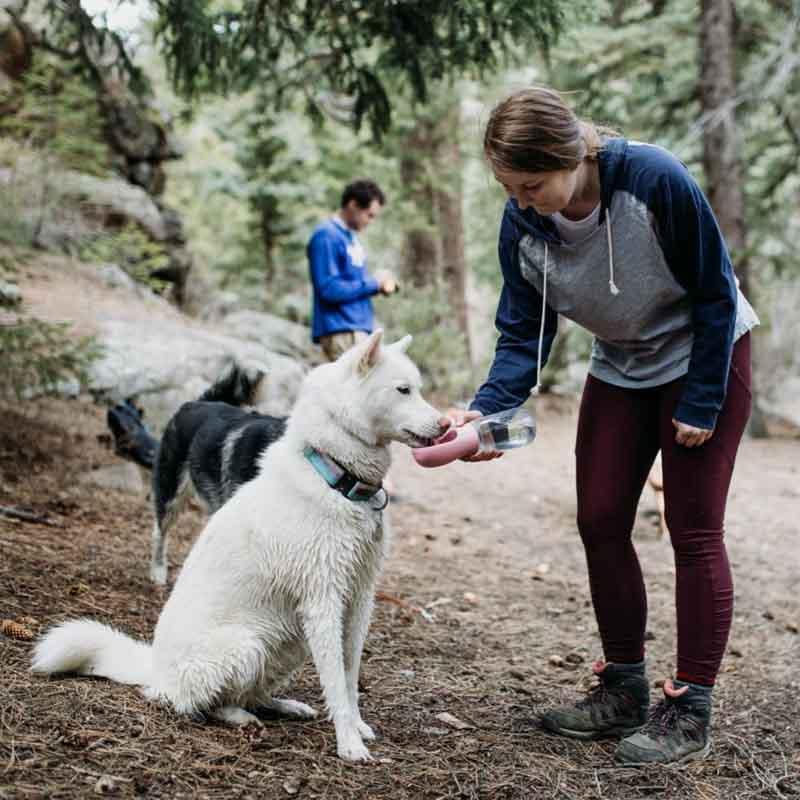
[451,87,758,764]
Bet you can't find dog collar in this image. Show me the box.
[303,446,386,505]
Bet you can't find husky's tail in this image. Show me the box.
[198,362,267,407]
[31,619,152,686]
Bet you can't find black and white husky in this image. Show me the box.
[33,331,450,761]
[149,363,287,584]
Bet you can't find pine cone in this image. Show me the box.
[1,619,35,641]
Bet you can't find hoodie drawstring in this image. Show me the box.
[532,242,549,396]
[607,214,620,296]
[531,214,619,396]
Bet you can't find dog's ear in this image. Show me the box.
[356,329,384,376]
[389,334,412,353]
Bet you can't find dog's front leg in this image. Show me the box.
[344,584,376,741]
[303,598,372,762]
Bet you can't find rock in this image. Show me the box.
[97,263,142,293]
[282,778,302,795]
[59,170,169,241]
[93,775,119,795]
[87,317,306,431]
[760,376,800,438]
[0,280,21,306]
[82,462,145,494]
[220,310,317,363]
[434,712,473,730]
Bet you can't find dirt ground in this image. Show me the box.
[1,387,798,800]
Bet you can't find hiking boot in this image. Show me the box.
[540,660,649,740]
[615,679,712,764]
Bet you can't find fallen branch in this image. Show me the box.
[375,591,433,622]
[0,505,59,526]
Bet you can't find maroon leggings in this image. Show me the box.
[575,333,752,686]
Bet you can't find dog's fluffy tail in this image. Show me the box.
[199,362,266,407]
[31,619,152,686]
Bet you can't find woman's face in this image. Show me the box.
[493,166,580,216]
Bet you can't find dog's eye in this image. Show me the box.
[396,386,410,395]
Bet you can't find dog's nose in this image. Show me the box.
[437,416,452,434]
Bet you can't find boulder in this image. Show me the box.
[88,316,306,432]
[219,309,319,363]
[761,376,800,438]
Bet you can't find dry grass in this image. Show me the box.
[1,397,798,799]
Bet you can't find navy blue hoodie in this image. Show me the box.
[471,138,758,430]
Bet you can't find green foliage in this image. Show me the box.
[78,225,172,293]
[0,317,102,400]
[0,54,111,176]
[40,0,151,97]
[547,0,800,286]
[373,288,473,397]
[0,254,102,400]
[153,0,567,139]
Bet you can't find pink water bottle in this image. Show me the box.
[412,407,536,468]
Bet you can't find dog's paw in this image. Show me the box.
[337,734,372,763]
[211,706,263,727]
[357,720,376,741]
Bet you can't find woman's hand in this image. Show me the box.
[444,408,504,461]
[672,418,714,447]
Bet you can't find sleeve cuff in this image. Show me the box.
[673,402,719,431]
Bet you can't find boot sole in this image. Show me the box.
[541,717,644,740]
[615,739,712,765]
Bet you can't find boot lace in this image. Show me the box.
[641,699,681,737]
[575,681,610,710]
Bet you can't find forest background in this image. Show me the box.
[2,3,800,799]
[1,0,799,428]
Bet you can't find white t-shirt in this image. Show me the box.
[550,204,601,244]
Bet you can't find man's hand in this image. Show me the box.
[444,408,504,461]
[672,418,714,447]
[374,269,399,295]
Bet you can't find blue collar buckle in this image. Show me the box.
[303,446,385,506]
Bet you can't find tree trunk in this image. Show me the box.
[260,205,277,294]
[399,120,440,289]
[400,99,472,363]
[700,0,767,435]
[699,0,750,297]
[434,102,471,365]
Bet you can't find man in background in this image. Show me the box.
[308,179,397,361]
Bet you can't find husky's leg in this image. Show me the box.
[303,597,371,762]
[209,706,262,726]
[261,697,318,719]
[344,584,377,741]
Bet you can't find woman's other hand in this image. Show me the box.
[672,418,714,447]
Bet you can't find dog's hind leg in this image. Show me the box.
[209,706,262,726]
[303,597,371,762]
[150,469,191,584]
[260,697,318,719]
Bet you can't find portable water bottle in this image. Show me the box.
[412,407,536,468]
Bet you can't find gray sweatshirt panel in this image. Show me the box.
[517,191,758,389]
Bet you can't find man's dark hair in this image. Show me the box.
[341,179,386,209]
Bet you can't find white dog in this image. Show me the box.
[32,331,450,762]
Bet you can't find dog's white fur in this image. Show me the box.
[32,331,447,762]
